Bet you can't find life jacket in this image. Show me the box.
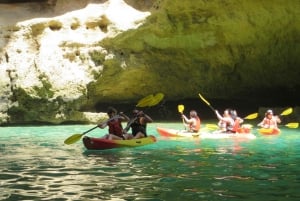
[218,117,234,132]
[190,117,201,132]
[262,117,277,128]
[107,119,123,137]
[231,119,241,133]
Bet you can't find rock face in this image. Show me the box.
[0,0,299,125]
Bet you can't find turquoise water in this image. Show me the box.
[1,122,299,201]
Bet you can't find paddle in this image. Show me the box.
[178,104,185,129]
[279,107,293,116]
[178,104,184,114]
[205,123,219,130]
[123,93,165,132]
[64,93,164,145]
[64,115,119,145]
[244,113,258,120]
[136,94,154,107]
[148,93,164,107]
[285,122,299,128]
[198,93,215,112]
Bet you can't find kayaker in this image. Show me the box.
[257,109,281,129]
[181,110,201,132]
[98,106,130,140]
[230,109,244,133]
[215,109,234,133]
[123,109,153,139]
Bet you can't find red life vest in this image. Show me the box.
[107,119,123,137]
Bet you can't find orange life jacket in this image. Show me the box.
[190,117,201,132]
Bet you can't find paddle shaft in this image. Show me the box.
[124,117,137,132]
[79,116,120,137]
[198,93,216,112]
[83,125,99,135]
[81,116,120,137]
[123,110,153,132]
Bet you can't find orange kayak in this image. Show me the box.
[258,128,281,135]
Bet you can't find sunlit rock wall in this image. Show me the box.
[0,0,151,124]
[0,0,299,124]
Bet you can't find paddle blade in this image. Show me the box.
[205,124,219,130]
[244,113,258,120]
[64,133,84,145]
[148,93,164,107]
[285,122,299,128]
[136,94,154,107]
[178,104,184,113]
[198,93,211,106]
[281,107,293,116]
[242,124,253,128]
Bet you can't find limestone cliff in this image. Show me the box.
[0,0,299,125]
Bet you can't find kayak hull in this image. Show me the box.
[258,128,281,135]
[157,127,256,139]
[156,127,200,138]
[83,135,157,150]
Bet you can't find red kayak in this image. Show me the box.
[82,135,157,150]
[258,128,281,135]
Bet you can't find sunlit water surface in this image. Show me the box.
[1,122,299,201]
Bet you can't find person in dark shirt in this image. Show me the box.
[123,109,153,139]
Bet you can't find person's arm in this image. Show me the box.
[119,112,130,122]
[143,113,153,123]
[257,118,266,127]
[98,114,120,128]
[182,114,190,123]
[237,117,244,124]
[215,110,223,120]
[98,122,107,129]
[139,111,153,124]
[275,116,281,123]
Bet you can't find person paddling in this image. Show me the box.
[215,109,234,133]
[230,109,244,133]
[98,106,129,140]
[123,109,153,139]
[257,109,281,129]
[181,110,201,132]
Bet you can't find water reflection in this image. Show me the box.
[0,124,299,200]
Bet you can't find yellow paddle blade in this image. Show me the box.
[285,122,299,128]
[178,104,184,113]
[136,94,154,107]
[244,113,258,120]
[205,124,219,130]
[198,93,211,106]
[242,124,253,128]
[64,133,84,145]
[281,107,293,116]
[148,92,164,107]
